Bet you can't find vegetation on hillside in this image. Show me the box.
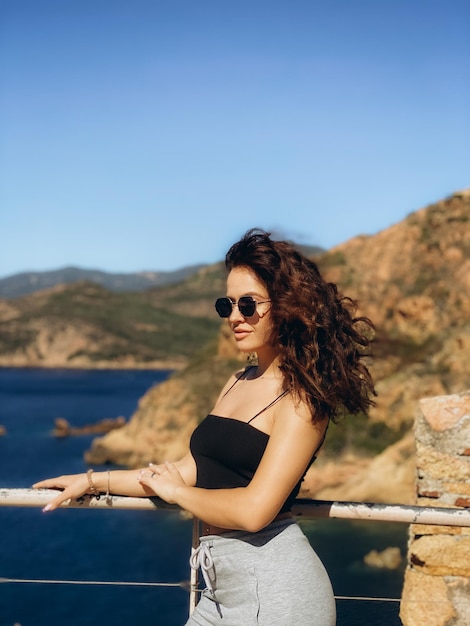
[146,262,227,316]
[325,412,411,458]
[0,279,221,363]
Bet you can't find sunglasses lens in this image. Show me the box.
[238,297,257,317]
[215,298,232,318]
[215,296,259,318]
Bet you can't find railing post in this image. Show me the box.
[189,517,200,616]
[401,391,470,626]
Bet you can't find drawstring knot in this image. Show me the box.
[190,542,216,597]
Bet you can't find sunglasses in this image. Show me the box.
[215,296,271,318]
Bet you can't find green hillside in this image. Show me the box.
[0,276,224,365]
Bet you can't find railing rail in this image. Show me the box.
[1,488,470,527]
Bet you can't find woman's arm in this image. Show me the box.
[35,368,243,513]
[34,451,197,512]
[139,396,327,533]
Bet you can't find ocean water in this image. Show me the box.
[0,368,407,626]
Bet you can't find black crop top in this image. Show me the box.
[190,413,318,514]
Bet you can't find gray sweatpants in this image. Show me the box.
[185,518,336,626]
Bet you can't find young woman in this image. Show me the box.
[35,229,375,626]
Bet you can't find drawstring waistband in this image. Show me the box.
[190,541,215,597]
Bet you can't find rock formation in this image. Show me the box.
[303,431,416,504]
[52,416,126,437]
[364,546,403,570]
[400,391,470,626]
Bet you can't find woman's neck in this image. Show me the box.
[254,350,282,379]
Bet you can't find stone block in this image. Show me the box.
[419,394,470,432]
[410,522,467,536]
[400,569,454,626]
[416,446,470,481]
[447,578,470,625]
[410,535,470,577]
[443,481,470,495]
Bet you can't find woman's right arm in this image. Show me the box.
[34,451,197,512]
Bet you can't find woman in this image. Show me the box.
[35,229,375,625]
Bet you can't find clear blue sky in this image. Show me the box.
[1,0,469,278]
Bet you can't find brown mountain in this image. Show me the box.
[319,188,470,425]
[85,190,470,504]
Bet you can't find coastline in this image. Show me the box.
[0,359,185,371]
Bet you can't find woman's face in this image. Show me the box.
[225,266,274,355]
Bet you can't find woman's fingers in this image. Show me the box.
[33,474,76,490]
[148,462,177,474]
[35,474,89,513]
[43,491,71,512]
[33,477,61,489]
[136,463,181,504]
[137,467,160,484]
[137,462,170,483]
[137,470,153,487]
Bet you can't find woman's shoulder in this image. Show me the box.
[274,391,318,427]
[271,394,329,450]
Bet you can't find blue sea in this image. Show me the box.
[0,368,407,626]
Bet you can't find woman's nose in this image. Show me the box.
[228,302,245,322]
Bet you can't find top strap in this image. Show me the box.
[222,365,289,425]
[221,365,257,398]
[247,389,289,424]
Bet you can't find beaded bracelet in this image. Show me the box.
[87,469,100,496]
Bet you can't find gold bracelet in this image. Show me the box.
[87,469,100,496]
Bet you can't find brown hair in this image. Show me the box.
[225,229,376,422]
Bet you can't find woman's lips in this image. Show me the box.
[233,329,251,341]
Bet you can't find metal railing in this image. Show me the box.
[2,488,470,526]
[2,488,470,617]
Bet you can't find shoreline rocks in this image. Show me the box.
[52,416,126,438]
[364,547,403,570]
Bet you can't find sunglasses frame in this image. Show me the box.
[215,296,271,318]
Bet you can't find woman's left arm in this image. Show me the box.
[138,397,327,532]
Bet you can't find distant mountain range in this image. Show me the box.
[0,265,205,299]
[0,245,324,299]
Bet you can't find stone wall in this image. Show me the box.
[400,391,470,626]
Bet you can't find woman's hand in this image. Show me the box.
[137,462,186,504]
[33,474,89,512]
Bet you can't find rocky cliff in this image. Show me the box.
[85,190,470,504]
[320,188,470,428]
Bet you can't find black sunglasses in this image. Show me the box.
[215,296,271,318]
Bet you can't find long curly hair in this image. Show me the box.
[225,229,376,423]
